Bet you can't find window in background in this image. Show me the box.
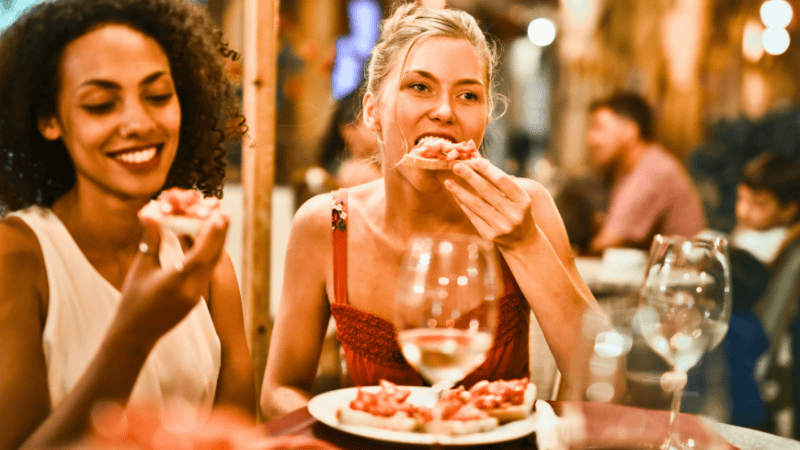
[331,0,381,100]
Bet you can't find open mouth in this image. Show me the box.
[414,135,456,146]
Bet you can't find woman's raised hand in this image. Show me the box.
[112,210,230,346]
[443,159,536,249]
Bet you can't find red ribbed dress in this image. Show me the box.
[330,188,531,388]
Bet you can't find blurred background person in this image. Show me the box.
[733,152,800,438]
[732,152,800,265]
[319,91,382,188]
[720,247,771,431]
[585,91,706,255]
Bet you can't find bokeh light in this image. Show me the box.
[760,0,793,29]
[527,18,557,47]
[762,26,791,55]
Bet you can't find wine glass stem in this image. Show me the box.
[664,388,683,450]
[430,382,448,449]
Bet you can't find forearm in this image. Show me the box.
[213,351,257,421]
[500,227,598,394]
[21,329,155,449]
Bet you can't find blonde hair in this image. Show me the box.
[365,2,503,118]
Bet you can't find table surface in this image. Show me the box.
[263,401,800,450]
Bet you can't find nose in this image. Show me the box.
[119,100,156,138]
[429,94,455,123]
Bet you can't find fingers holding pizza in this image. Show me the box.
[443,157,537,249]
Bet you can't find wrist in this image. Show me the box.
[105,318,159,359]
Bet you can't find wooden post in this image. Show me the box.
[242,0,278,418]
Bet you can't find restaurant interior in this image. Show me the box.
[206,0,800,443]
[4,0,800,447]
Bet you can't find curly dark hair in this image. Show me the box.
[0,0,244,211]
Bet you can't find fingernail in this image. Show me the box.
[452,163,463,174]
[444,179,454,189]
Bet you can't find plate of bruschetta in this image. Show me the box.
[307,378,537,446]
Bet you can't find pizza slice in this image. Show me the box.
[139,188,221,236]
[398,137,481,170]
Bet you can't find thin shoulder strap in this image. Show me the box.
[332,188,349,305]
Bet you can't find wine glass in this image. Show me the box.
[635,235,732,450]
[394,233,499,393]
[394,233,499,442]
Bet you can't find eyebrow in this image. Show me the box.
[77,71,171,91]
[405,70,484,87]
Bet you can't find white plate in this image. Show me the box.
[307,386,537,446]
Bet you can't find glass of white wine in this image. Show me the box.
[394,233,499,394]
[635,235,732,450]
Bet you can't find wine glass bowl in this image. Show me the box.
[635,235,732,450]
[394,233,500,391]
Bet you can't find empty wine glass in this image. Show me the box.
[394,233,500,394]
[635,235,732,450]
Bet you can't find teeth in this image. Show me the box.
[418,136,455,145]
[115,147,157,164]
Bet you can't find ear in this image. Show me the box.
[779,201,799,225]
[362,91,380,132]
[620,118,639,142]
[37,116,63,141]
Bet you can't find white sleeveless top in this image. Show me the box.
[12,206,221,415]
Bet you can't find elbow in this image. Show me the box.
[259,378,312,421]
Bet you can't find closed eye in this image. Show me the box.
[82,103,114,114]
[147,93,174,105]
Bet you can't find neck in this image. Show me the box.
[615,139,650,179]
[381,171,477,241]
[51,186,149,254]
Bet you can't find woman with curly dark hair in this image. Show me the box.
[0,0,255,448]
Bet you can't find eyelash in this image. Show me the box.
[81,93,174,114]
[148,93,174,104]
[408,82,429,93]
[406,83,480,102]
[83,103,114,114]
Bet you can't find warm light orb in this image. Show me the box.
[527,18,556,47]
[742,19,765,62]
[760,0,793,29]
[763,26,791,55]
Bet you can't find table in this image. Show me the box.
[264,401,799,449]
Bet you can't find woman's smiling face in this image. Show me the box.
[364,36,489,188]
[39,23,181,200]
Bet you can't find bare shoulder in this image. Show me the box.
[0,215,47,318]
[0,216,44,270]
[291,192,337,240]
[514,177,557,210]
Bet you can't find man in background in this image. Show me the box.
[585,91,705,254]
